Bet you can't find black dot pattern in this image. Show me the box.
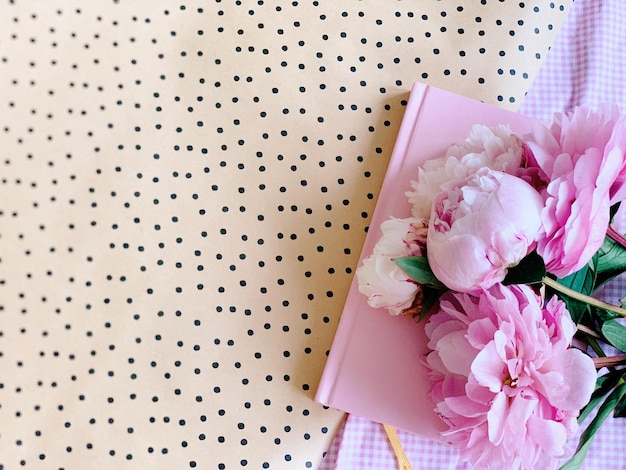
[0,2,569,469]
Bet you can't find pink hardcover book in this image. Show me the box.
[315,82,540,440]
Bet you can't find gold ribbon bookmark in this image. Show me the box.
[382,424,415,470]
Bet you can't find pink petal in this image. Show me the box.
[527,415,567,457]
[487,391,507,445]
[502,394,538,451]
[437,330,477,376]
[445,395,489,418]
[465,375,497,404]
[471,341,506,393]
[466,317,497,349]
[549,348,596,410]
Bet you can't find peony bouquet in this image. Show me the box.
[357,107,626,469]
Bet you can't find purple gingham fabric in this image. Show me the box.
[520,0,626,312]
[319,414,469,470]
[320,1,626,468]
[519,0,626,122]
[320,412,626,470]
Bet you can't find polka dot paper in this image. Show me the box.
[0,1,569,469]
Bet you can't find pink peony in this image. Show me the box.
[357,217,428,315]
[607,116,626,203]
[407,124,526,220]
[423,284,596,470]
[524,106,626,278]
[427,168,543,293]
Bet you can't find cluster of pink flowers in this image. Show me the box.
[355,106,626,468]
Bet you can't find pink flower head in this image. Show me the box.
[524,106,626,278]
[357,217,428,315]
[423,284,596,470]
[427,168,543,293]
[407,124,525,220]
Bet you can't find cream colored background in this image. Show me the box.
[0,1,568,468]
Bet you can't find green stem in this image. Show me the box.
[542,276,626,318]
[586,336,607,359]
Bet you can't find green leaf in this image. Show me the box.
[615,392,626,418]
[559,256,597,296]
[551,259,597,324]
[601,320,626,352]
[592,306,620,322]
[594,235,626,290]
[393,256,446,290]
[560,381,626,470]
[502,250,546,285]
[418,287,441,322]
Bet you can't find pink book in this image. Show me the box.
[315,82,539,440]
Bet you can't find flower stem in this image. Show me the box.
[593,354,626,369]
[542,276,626,318]
[576,323,601,340]
[607,224,626,249]
[586,336,607,359]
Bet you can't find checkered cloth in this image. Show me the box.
[320,0,626,468]
[519,0,626,123]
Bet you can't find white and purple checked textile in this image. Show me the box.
[321,1,626,468]
[520,0,626,122]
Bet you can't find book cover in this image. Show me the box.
[314,82,540,439]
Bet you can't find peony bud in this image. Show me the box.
[427,168,543,293]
